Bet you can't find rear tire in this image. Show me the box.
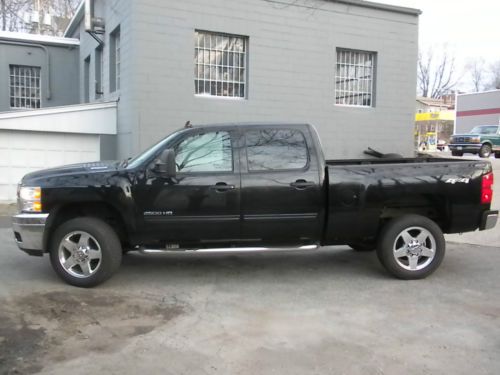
[479,144,492,158]
[376,215,445,280]
[50,217,122,287]
[451,151,463,157]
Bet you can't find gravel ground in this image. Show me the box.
[0,226,499,374]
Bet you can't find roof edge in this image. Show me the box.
[62,0,421,39]
[457,89,500,97]
[0,31,80,46]
[64,0,84,37]
[332,0,421,15]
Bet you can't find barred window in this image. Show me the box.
[9,65,41,109]
[335,49,375,107]
[194,30,247,98]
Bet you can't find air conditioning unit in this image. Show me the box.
[93,17,105,33]
[85,0,105,34]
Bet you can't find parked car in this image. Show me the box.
[449,125,500,158]
[12,123,498,287]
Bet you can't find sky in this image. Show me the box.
[380,0,500,89]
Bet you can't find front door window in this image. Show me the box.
[174,131,233,173]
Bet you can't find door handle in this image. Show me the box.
[290,179,315,189]
[210,182,236,192]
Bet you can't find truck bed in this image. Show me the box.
[323,157,492,245]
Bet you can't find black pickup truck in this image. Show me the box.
[12,123,498,287]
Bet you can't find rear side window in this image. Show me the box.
[175,131,233,173]
[245,129,308,171]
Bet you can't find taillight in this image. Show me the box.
[481,172,494,205]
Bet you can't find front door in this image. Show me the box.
[133,128,240,245]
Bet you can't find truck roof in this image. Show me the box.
[190,122,312,129]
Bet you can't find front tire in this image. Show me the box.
[376,215,445,280]
[50,217,122,287]
[479,144,492,158]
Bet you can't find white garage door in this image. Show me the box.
[0,130,100,201]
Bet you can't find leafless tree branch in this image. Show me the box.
[1,0,79,35]
[417,46,459,98]
[465,58,486,92]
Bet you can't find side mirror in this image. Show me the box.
[154,149,176,177]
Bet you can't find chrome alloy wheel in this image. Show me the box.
[58,231,102,278]
[392,226,436,271]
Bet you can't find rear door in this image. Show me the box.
[240,126,323,245]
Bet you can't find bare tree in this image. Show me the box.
[465,58,486,92]
[0,0,79,35]
[418,46,458,98]
[1,0,32,31]
[485,60,500,90]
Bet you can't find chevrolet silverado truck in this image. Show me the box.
[449,125,500,158]
[12,123,498,287]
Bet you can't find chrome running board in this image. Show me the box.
[138,245,318,255]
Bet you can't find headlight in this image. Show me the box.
[18,186,42,212]
[470,137,481,143]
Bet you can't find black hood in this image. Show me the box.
[21,161,121,184]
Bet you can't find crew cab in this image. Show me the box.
[12,123,498,287]
[449,125,500,158]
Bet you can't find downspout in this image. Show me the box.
[1,40,52,100]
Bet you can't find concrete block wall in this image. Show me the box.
[72,0,137,159]
[0,42,79,112]
[75,0,419,160]
[130,0,419,159]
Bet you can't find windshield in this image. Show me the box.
[469,125,499,135]
[126,130,184,169]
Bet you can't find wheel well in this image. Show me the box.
[482,142,493,148]
[379,194,447,232]
[44,202,129,252]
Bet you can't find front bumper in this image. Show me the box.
[479,210,498,231]
[449,144,481,153]
[12,213,48,256]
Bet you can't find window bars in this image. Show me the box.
[194,31,247,98]
[335,49,375,107]
[9,65,41,109]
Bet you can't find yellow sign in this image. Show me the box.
[415,111,455,122]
